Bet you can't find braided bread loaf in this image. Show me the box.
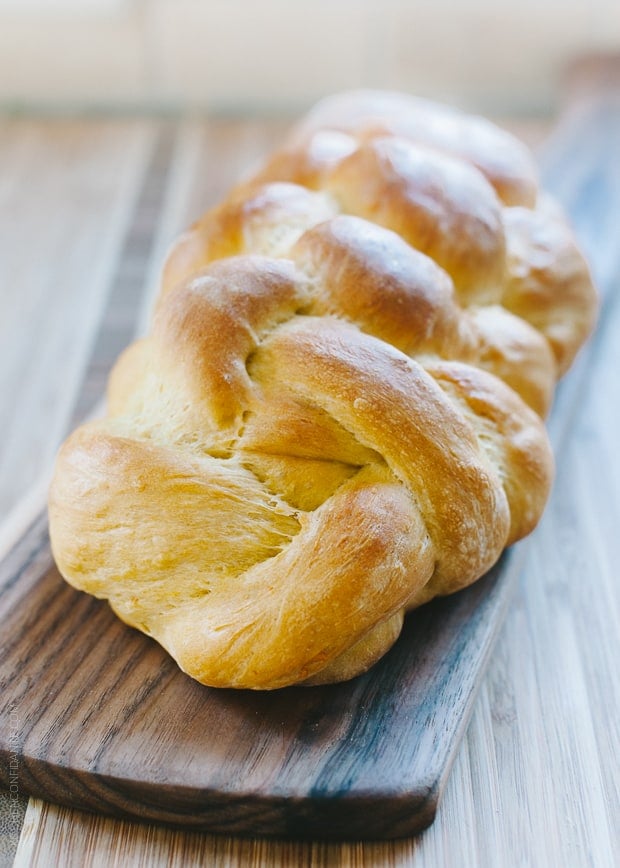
[49,91,596,690]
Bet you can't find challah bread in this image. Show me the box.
[49,91,596,690]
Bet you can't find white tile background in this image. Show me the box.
[0,0,619,114]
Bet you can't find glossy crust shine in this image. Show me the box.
[49,91,596,690]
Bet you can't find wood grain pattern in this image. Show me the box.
[0,119,156,521]
[1,96,619,863]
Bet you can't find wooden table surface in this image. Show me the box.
[0,103,618,867]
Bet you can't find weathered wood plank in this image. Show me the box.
[0,119,158,520]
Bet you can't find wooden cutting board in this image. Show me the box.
[0,83,614,842]
[0,508,530,841]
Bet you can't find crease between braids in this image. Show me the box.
[48,91,597,690]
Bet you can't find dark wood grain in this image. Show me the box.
[0,96,616,842]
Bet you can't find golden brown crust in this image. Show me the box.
[49,90,596,689]
[286,89,540,208]
[503,198,598,375]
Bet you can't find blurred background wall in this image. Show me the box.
[0,0,619,116]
